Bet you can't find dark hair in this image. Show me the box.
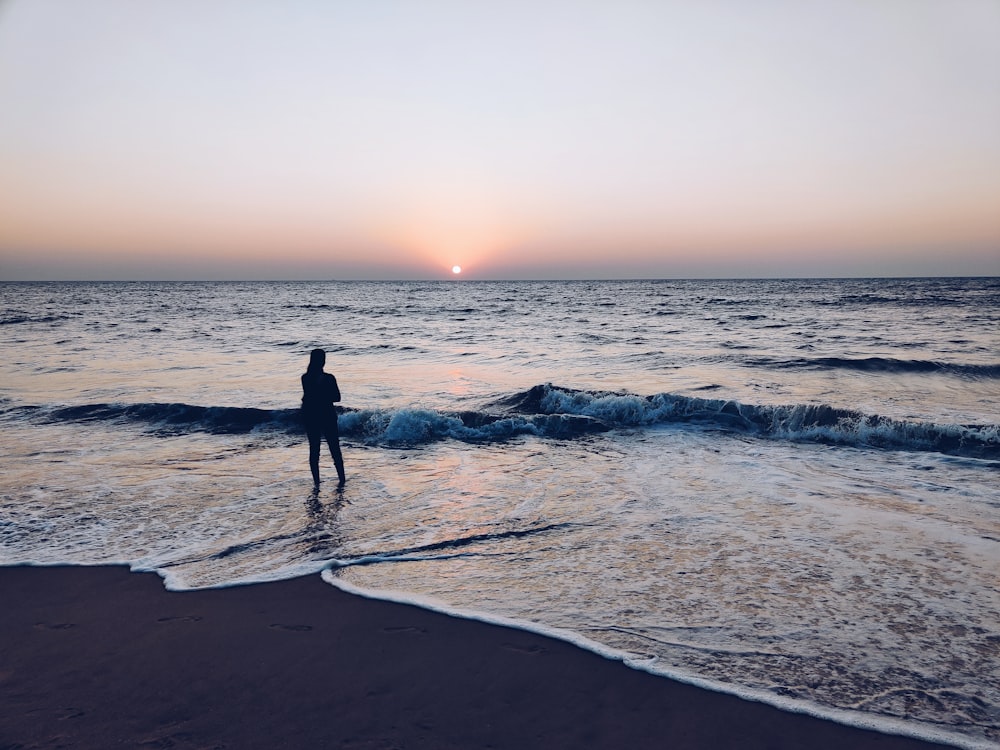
[308,348,326,373]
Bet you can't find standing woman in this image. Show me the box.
[301,348,346,486]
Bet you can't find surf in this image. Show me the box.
[8,383,998,460]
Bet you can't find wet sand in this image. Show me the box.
[1,565,956,749]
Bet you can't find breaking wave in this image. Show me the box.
[6,384,998,460]
[502,385,999,460]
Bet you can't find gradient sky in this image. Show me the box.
[1,0,998,280]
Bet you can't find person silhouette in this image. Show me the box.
[301,348,345,486]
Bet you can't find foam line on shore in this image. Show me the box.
[321,569,988,750]
[9,558,985,748]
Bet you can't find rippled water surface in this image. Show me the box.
[2,279,998,748]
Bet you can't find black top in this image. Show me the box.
[301,371,341,421]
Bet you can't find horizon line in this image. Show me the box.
[2,274,998,284]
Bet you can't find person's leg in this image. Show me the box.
[325,421,345,484]
[307,425,322,485]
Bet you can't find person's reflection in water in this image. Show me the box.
[301,348,345,486]
[306,484,346,559]
[307,485,346,525]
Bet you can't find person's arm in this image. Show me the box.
[328,374,341,403]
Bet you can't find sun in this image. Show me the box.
[452,265,462,275]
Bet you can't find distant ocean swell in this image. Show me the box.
[8,384,998,460]
[743,355,1000,378]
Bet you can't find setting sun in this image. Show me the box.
[452,265,462,275]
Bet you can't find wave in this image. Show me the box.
[745,356,1000,379]
[7,385,998,459]
[7,399,609,443]
[0,313,74,325]
[338,407,609,443]
[39,402,301,435]
[495,385,999,460]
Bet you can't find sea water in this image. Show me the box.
[1,278,998,748]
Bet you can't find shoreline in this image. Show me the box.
[1,564,962,750]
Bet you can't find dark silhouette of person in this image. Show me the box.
[301,348,345,486]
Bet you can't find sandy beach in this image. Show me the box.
[0,565,958,750]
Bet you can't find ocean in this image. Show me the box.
[1,278,998,748]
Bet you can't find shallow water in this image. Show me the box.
[2,278,998,748]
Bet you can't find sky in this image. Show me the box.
[1,0,998,280]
